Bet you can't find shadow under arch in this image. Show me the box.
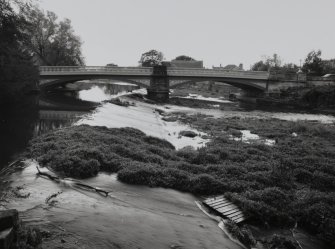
[40,76,150,90]
[170,79,266,93]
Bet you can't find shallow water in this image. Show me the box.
[230,130,276,146]
[4,160,242,249]
[178,93,233,103]
[76,97,209,149]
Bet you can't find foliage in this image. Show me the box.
[262,234,300,249]
[22,4,84,66]
[139,49,164,67]
[251,54,282,71]
[225,220,256,247]
[0,0,38,103]
[251,60,270,71]
[174,55,195,61]
[302,85,335,108]
[302,50,323,75]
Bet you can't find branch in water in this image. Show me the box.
[36,166,110,197]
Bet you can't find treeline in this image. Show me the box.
[0,0,84,103]
[251,51,335,76]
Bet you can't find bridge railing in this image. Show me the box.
[168,68,270,79]
[40,66,153,75]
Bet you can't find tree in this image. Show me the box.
[251,54,282,71]
[0,0,38,103]
[251,60,270,71]
[302,50,323,75]
[139,49,164,67]
[174,55,195,61]
[22,5,84,66]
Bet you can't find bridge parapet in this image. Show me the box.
[168,68,270,79]
[40,66,153,76]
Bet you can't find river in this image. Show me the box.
[1,82,335,248]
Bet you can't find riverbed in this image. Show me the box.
[1,82,335,248]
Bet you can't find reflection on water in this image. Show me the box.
[36,82,139,136]
[0,82,139,169]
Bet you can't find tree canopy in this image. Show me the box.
[251,54,282,71]
[0,0,38,102]
[302,50,323,75]
[139,49,164,67]
[174,55,195,61]
[22,5,84,66]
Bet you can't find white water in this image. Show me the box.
[76,97,209,149]
[179,93,232,103]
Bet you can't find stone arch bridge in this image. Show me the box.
[39,66,306,101]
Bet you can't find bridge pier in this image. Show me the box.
[147,65,170,102]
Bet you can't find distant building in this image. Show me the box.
[213,63,244,71]
[163,60,204,68]
[106,63,118,67]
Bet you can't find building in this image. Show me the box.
[163,60,204,68]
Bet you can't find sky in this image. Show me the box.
[38,0,335,69]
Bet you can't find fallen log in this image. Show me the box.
[36,167,110,197]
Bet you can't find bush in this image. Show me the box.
[225,220,256,247]
[263,234,300,249]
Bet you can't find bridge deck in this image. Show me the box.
[39,66,270,80]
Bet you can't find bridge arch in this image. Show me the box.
[170,79,266,92]
[40,76,150,90]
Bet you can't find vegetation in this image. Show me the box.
[302,50,323,76]
[268,85,335,110]
[261,234,300,249]
[25,116,335,246]
[251,50,335,76]
[225,220,256,248]
[301,85,335,109]
[251,53,283,72]
[174,55,195,61]
[139,49,164,67]
[0,0,38,103]
[22,4,84,66]
[0,0,84,104]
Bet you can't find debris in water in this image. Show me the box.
[36,167,110,197]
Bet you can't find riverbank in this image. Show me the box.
[253,85,335,114]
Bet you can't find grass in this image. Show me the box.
[25,117,335,247]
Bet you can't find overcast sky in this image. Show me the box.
[38,0,335,69]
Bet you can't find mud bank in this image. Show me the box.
[2,160,242,249]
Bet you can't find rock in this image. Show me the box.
[229,128,242,137]
[179,130,198,138]
[0,227,14,249]
[0,209,19,231]
[154,108,165,115]
[162,116,178,122]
